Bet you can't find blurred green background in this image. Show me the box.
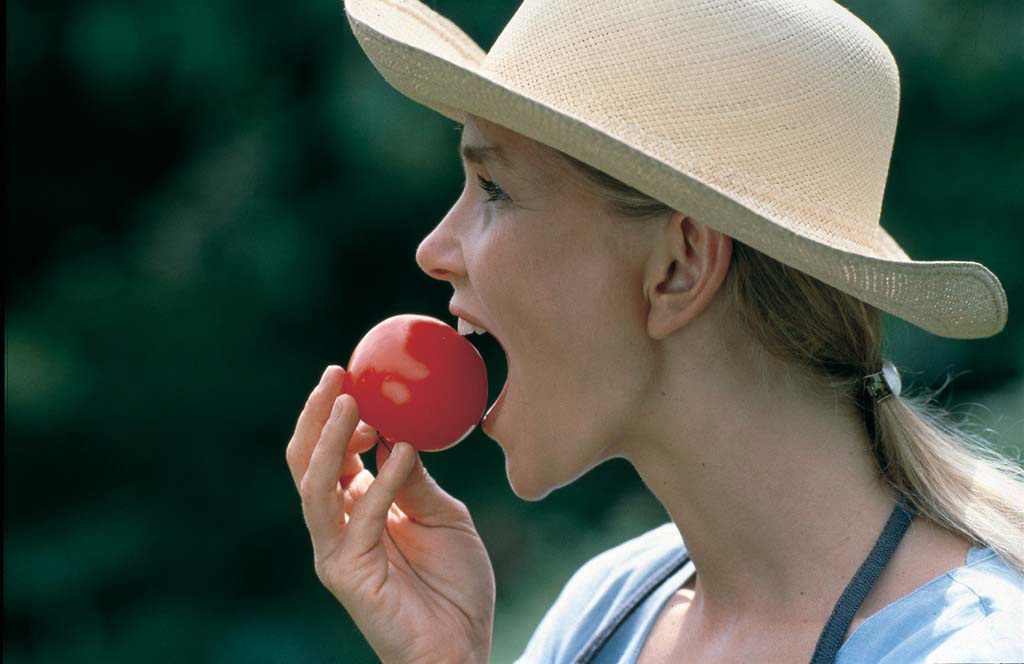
[5,0,1023,662]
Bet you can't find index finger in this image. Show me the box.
[286,365,345,489]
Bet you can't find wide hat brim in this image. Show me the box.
[344,0,1007,340]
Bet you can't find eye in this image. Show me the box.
[476,175,509,203]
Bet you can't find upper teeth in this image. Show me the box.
[458,318,487,336]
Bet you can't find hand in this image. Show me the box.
[286,366,495,664]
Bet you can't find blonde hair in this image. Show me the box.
[561,151,1024,575]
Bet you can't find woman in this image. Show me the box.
[285,1,1023,662]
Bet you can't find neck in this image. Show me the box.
[624,345,900,634]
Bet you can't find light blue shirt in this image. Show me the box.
[516,522,1024,663]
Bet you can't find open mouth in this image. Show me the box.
[455,315,510,434]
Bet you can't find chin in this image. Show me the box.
[501,424,611,502]
[505,455,556,502]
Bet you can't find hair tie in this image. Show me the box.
[865,360,902,403]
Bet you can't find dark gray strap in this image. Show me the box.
[809,493,916,664]
[574,494,915,664]
[572,550,691,664]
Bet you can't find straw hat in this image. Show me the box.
[343,0,1008,340]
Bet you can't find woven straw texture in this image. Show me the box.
[344,0,1008,339]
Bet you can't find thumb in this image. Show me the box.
[375,442,465,526]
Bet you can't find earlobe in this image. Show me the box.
[647,262,696,339]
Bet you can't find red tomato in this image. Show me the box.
[343,314,488,452]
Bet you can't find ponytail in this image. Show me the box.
[873,391,1024,572]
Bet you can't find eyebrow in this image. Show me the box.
[459,143,512,168]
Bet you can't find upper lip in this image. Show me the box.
[449,305,490,333]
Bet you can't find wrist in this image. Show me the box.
[448,642,491,664]
[463,650,490,664]
[394,641,490,664]
[398,651,488,664]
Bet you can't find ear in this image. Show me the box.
[644,212,733,340]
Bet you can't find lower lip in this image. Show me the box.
[482,374,509,435]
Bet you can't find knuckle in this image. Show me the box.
[313,557,344,598]
[301,390,323,417]
[311,549,356,594]
[285,440,300,466]
[449,497,471,519]
[313,555,330,585]
[299,477,316,504]
[300,394,317,418]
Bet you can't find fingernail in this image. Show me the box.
[381,443,402,470]
[329,396,346,422]
[319,366,333,387]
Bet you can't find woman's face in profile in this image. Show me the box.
[416,116,663,500]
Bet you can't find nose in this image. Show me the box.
[415,195,469,282]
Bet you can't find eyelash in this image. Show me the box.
[476,175,509,203]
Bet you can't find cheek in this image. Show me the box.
[545,246,648,378]
[473,223,554,329]
[483,220,648,396]
[476,216,650,473]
